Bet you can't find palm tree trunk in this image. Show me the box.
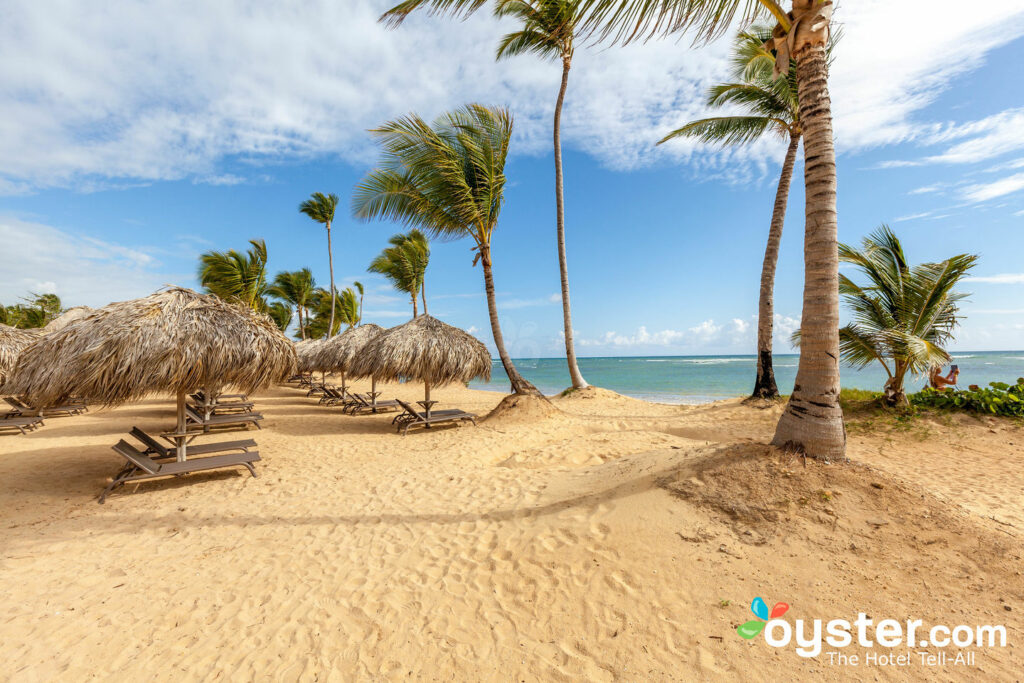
[326,222,336,337]
[480,245,540,396]
[297,305,306,340]
[771,40,846,462]
[412,292,418,318]
[554,57,588,390]
[421,278,428,315]
[358,293,363,324]
[752,133,800,399]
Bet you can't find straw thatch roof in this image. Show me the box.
[313,324,385,374]
[347,315,491,386]
[294,338,329,373]
[43,306,93,333]
[3,287,296,407]
[0,323,39,386]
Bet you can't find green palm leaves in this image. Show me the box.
[300,191,341,337]
[659,25,798,147]
[495,0,578,61]
[198,239,269,311]
[353,104,512,249]
[268,269,316,339]
[368,230,431,317]
[838,225,977,403]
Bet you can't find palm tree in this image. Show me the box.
[267,301,294,332]
[198,239,269,311]
[353,104,541,395]
[368,230,431,318]
[269,269,316,340]
[837,225,977,407]
[660,25,800,400]
[494,0,588,390]
[353,281,365,323]
[299,192,340,336]
[338,287,361,328]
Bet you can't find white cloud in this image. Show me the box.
[466,325,480,335]
[1,1,1022,191]
[578,316,785,351]
[925,109,1024,164]
[962,172,1024,203]
[963,273,1024,284]
[893,211,933,222]
[0,216,171,306]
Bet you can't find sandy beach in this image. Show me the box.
[1,382,1022,681]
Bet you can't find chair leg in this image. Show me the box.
[243,462,258,478]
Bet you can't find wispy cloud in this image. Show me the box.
[963,273,1024,284]
[961,172,1024,203]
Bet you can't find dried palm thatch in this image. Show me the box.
[0,323,39,386]
[313,324,386,374]
[349,316,491,416]
[6,288,296,408]
[295,339,329,373]
[43,306,93,333]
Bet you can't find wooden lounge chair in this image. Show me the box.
[345,393,400,415]
[0,416,44,435]
[4,396,86,418]
[393,399,476,435]
[318,386,345,405]
[129,427,257,459]
[185,406,263,431]
[100,440,260,503]
[189,395,255,414]
[194,390,250,403]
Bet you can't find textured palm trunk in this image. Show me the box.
[411,292,419,318]
[554,56,588,390]
[297,305,306,340]
[752,134,800,399]
[480,245,540,395]
[421,279,428,315]
[771,40,846,462]
[326,221,336,337]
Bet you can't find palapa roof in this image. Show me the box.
[43,306,93,333]
[3,287,296,407]
[313,324,385,374]
[294,338,329,373]
[347,315,491,386]
[0,323,39,386]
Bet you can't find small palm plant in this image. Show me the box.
[353,281,365,324]
[269,269,316,339]
[267,301,293,332]
[368,230,430,317]
[353,104,540,395]
[299,192,340,336]
[837,225,977,406]
[337,288,361,328]
[660,24,802,400]
[198,239,269,311]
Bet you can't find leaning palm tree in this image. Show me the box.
[353,280,365,323]
[660,24,799,400]
[836,225,977,407]
[368,230,431,318]
[198,239,269,311]
[353,104,540,395]
[269,268,316,340]
[382,0,844,457]
[337,287,361,329]
[267,301,294,332]
[299,192,340,336]
[494,0,588,390]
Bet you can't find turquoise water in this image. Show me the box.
[470,351,1024,404]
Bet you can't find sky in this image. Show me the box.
[2,0,1024,358]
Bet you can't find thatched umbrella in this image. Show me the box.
[314,323,384,398]
[348,315,490,418]
[43,306,93,333]
[4,288,296,460]
[0,323,39,387]
[295,339,328,374]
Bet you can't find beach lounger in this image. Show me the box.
[100,440,260,503]
[393,399,476,435]
[318,386,345,405]
[4,396,86,417]
[189,395,255,414]
[0,416,44,435]
[345,393,400,415]
[185,406,263,431]
[194,391,250,403]
[129,427,257,459]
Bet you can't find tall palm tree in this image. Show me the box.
[267,301,294,332]
[198,239,269,311]
[837,226,977,407]
[383,0,844,459]
[338,287,361,328]
[494,0,588,390]
[268,268,316,340]
[369,230,432,318]
[353,281,365,323]
[299,192,340,337]
[353,104,540,395]
[660,25,800,400]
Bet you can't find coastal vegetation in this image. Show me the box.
[299,192,341,337]
[0,293,63,329]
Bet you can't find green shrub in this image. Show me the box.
[910,379,1024,417]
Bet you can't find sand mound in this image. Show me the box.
[556,386,648,404]
[484,392,564,425]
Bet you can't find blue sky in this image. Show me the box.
[2,1,1024,357]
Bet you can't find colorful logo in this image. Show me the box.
[737,597,790,639]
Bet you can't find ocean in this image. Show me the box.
[469,351,1024,404]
